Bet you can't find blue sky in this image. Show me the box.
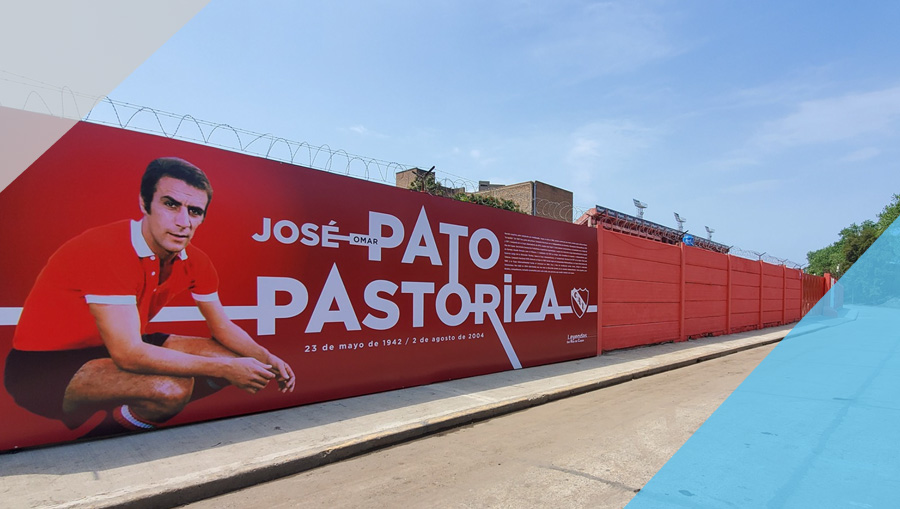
[78,1,900,264]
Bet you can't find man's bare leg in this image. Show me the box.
[61,335,259,433]
[61,358,193,429]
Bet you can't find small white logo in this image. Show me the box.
[570,288,589,318]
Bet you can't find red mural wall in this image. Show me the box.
[0,122,599,450]
[0,119,828,450]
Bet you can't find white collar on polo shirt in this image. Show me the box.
[130,219,188,261]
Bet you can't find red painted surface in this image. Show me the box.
[802,272,830,315]
[0,122,598,450]
[0,120,829,450]
[599,230,681,350]
[598,228,826,352]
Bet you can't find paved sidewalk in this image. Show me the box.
[1,326,793,509]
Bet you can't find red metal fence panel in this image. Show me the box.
[684,245,729,338]
[599,227,826,352]
[801,272,828,316]
[599,229,681,351]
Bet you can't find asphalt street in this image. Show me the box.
[183,344,777,509]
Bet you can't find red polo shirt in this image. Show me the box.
[13,219,219,351]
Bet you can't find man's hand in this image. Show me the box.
[197,300,295,394]
[223,357,276,394]
[266,353,296,393]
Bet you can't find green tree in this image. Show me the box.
[806,241,845,277]
[408,171,443,195]
[452,192,522,213]
[841,220,879,265]
[876,193,900,235]
[407,171,523,213]
[806,193,900,304]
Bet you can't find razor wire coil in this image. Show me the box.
[0,75,805,269]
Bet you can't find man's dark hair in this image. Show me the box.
[140,157,213,215]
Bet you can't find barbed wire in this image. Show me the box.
[1,75,804,268]
[1,74,599,216]
[85,98,420,185]
[533,197,579,222]
[727,246,804,269]
[0,70,95,119]
[0,72,469,189]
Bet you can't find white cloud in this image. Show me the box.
[513,1,681,80]
[723,65,835,110]
[347,124,387,138]
[424,118,657,203]
[721,178,783,195]
[754,86,900,149]
[467,147,500,167]
[558,120,659,206]
[839,147,881,163]
[701,157,760,173]
[565,120,656,174]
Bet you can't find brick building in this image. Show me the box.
[395,169,574,223]
[476,180,573,222]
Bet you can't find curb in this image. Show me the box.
[785,308,859,339]
[97,334,786,509]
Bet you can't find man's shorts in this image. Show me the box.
[3,333,170,422]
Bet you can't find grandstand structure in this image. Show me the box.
[575,205,731,255]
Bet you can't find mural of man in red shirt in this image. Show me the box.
[4,157,295,438]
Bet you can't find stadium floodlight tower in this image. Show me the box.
[705,226,715,240]
[674,212,687,232]
[633,199,647,219]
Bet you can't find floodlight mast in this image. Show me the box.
[705,226,715,240]
[633,199,647,219]
[674,212,686,232]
